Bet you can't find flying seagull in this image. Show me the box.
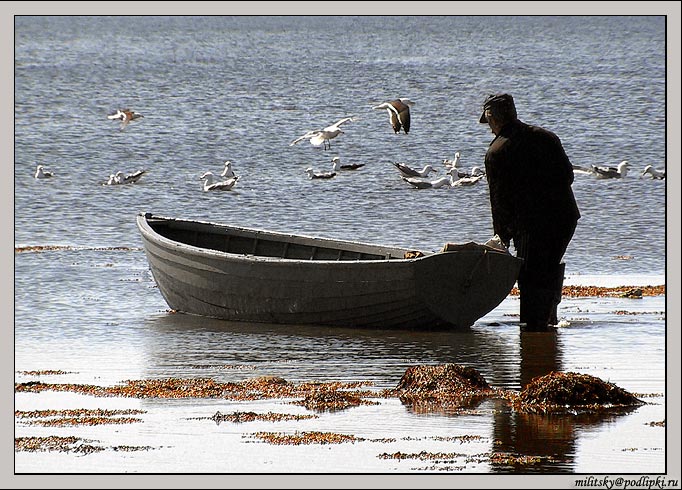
[290,117,354,150]
[107,108,144,130]
[372,98,415,134]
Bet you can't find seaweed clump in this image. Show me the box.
[517,371,644,411]
[395,364,493,413]
[293,387,376,412]
[396,364,490,394]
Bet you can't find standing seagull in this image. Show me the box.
[372,98,415,134]
[392,162,437,178]
[290,117,354,150]
[34,165,54,179]
[107,108,144,130]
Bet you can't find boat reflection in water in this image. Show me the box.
[138,311,642,473]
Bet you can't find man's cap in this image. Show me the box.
[479,93,515,123]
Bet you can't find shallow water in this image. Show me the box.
[13,15,671,476]
[14,248,666,474]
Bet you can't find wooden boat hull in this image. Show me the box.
[137,213,522,329]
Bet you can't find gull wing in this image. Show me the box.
[390,99,411,133]
[393,162,419,177]
[207,176,239,191]
[290,130,320,146]
[388,108,402,133]
[325,117,353,131]
[124,169,146,184]
[591,165,617,177]
[313,171,336,179]
[342,163,365,170]
[402,177,431,189]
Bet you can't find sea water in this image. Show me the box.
[13,15,671,477]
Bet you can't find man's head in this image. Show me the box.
[479,94,517,132]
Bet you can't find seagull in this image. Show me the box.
[641,165,665,179]
[402,175,452,189]
[200,171,240,191]
[331,156,365,171]
[443,152,461,170]
[107,108,143,130]
[372,98,415,134]
[591,160,630,179]
[290,117,354,150]
[401,167,460,190]
[34,165,54,179]
[392,162,437,178]
[111,169,146,185]
[305,167,336,179]
[452,166,485,179]
[451,174,485,187]
[220,160,235,178]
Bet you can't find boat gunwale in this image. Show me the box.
[137,213,514,267]
[138,213,430,264]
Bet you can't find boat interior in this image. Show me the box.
[148,217,414,261]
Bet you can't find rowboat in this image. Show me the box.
[136,213,523,329]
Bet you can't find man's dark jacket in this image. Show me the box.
[484,119,581,245]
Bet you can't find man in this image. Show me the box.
[479,93,580,331]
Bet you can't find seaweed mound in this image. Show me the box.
[294,388,368,412]
[518,371,644,410]
[396,364,490,394]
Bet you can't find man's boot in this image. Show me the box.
[520,286,556,331]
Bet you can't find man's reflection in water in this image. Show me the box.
[519,330,561,388]
[492,329,576,472]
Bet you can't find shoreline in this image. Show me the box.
[510,284,665,298]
